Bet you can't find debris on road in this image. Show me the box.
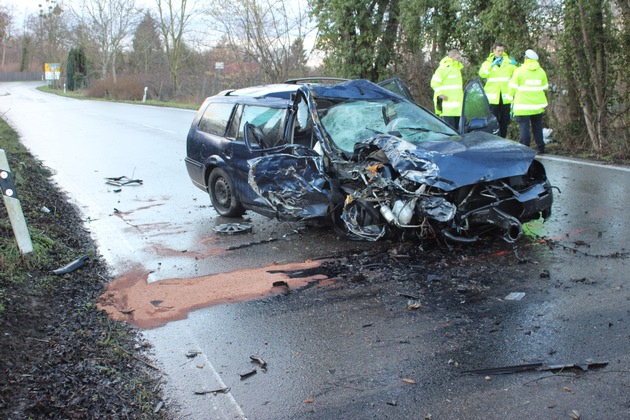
[194,387,231,395]
[213,222,253,234]
[239,369,257,379]
[185,350,201,358]
[407,300,422,310]
[504,292,526,301]
[51,255,90,275]
[462,360,608,375]
[105,175,143,187]
[250,355,267,369]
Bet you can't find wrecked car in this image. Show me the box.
[185,78,553,243]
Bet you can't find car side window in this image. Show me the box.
[198,102,234,136]
[226,105,243,139]
[237,105,286,147]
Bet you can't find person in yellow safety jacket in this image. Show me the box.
[478,42,518,138]
[507,49,549,154]
[431,49,464,130]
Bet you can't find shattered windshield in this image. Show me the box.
[319,99,457,154]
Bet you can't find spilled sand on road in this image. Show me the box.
[98,260,329,329]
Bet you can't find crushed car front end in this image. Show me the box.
[246,79,553,244]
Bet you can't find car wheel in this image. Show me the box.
[208,168,245,217]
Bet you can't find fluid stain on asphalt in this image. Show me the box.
[97,260,329,329]
[148,243,226,258]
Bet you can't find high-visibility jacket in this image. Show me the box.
[478,52,518,105]
[507,59,549,116]
[430,56,463,117]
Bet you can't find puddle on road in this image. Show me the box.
[98,260,329,329]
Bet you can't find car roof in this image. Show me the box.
[219,83,300,100]
[212,78,352,101]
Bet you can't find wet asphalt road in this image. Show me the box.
[1,82,628,419]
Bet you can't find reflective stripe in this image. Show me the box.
[434,84,461,92]
[513,103,548,110]
[487,77,510,82]
[516,85,548,92]
[432,75,443,83]
[442,102,461,109]
[485,93,498,100]
[524,79,542,85]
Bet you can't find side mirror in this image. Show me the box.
[468,118,489,131]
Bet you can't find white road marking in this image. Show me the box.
[143,124,177,134]
[538,154,630,172]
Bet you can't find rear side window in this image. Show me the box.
[198,102,234,135]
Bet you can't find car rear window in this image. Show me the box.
[198,102,234,135]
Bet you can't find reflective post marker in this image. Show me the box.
[0,149,33,254]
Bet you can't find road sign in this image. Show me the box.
[45,63,61,81]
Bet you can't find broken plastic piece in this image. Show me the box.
[105,176,143,187]
[51,255,90,275]
[505,292,526,300]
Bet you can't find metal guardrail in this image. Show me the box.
[0,72,43,81]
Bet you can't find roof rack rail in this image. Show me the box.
[283,77,350,84]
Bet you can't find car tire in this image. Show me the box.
[208,168,245,217]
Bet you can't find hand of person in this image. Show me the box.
[439,95,448,100]
[491,57,503,67]
[509,57,518,66]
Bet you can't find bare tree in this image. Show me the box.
[206,0,312,83]
[155,0,198,97]
[28,6,71,68]
[73,0,140,82]
[0,4,14,68]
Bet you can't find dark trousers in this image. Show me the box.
[489,100,511,138]
[515,114,545,152]
[442,116,460,131]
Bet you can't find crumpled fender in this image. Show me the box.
[248,153,333,220]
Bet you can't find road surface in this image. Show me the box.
[2,81,628,419]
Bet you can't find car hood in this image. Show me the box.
[360,131,536,191]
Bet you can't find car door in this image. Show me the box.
[227,104,289,207]
[244,91,333,221]
[379,76,499,136]
[459,78,499,135]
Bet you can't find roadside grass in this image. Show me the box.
[0,121,46,289]
[37,85,199,110]
[0,117,81,298]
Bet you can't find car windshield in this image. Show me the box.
[319,98,457,154]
